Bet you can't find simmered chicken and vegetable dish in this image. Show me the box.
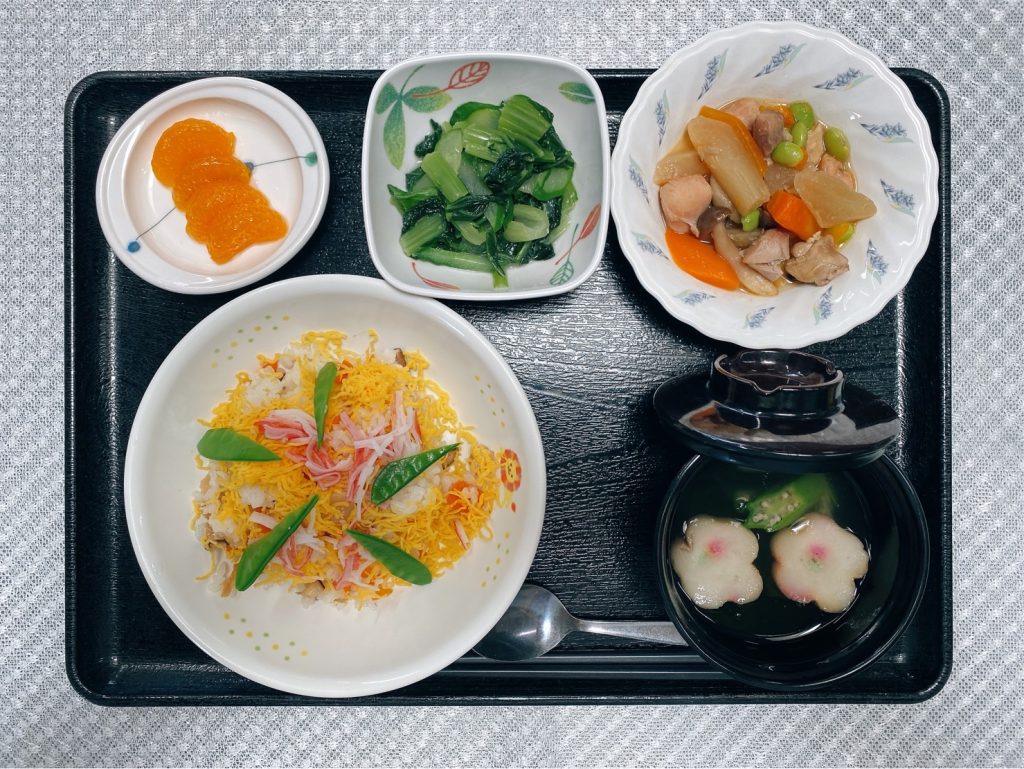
[656,99,876,294]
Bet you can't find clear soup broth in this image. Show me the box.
[673,460,873,641]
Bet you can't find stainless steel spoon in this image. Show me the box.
[473,584,687,661]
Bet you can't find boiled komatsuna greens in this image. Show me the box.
[389,95,577,288]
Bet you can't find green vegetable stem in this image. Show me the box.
[370,443,460,505]
[743,474,832,532]
[313,362,337,447]
[346,529,432,585]
[235,495,320,591]
[197,428,281,462]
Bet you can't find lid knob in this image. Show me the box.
[653,350,900,473]
[709,350,844,426]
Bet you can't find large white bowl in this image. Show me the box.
[123,275,545,697]
[362,52,610,301]
[611,22,939,348]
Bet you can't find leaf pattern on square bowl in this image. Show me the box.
[880,180,915,215]
[697,51,727,100]
[559,82,595,104]
[754,43,806,78]
[866,240,888,282]
[628,158,649,203]
[380,61,490,169]
[861,122,912,144]
[744,306,774,329]
[632,231,667,259]
[814,68,871,90]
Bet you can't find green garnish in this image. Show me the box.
[235,496,319,591]
[389,95,575,289]
[370,443,460,505]
[347,529,432,585]
[313,362,337,447]
[743,474,831,532]
[197,428,280,462]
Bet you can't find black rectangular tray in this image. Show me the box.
[65,68,951,705]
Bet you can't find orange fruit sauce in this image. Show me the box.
[151,118,287,264]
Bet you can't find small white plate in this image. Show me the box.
[123,275,546,697]
[362,52,610,301]
[95,77,329,294]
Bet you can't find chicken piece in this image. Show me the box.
[723,98,760,130]
[751,110,788,156]
[671,516,763,610]
[785,234,849,286]
[659,174,713,236]
[771,513,869,613]
[712,221,777,296]
[819,154,856,189]
[741,229,791,282]
[805,123,825,168]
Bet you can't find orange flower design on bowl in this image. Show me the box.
[498,449,522,492]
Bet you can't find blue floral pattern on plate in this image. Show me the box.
[866,240,888,281]
[697,51,727,100]
[861,122,912,143]
[744,307,774,329]
[628,157,649,203]
[632,231,667,259]
[754,43,806,78]
[814,68,870,90]
[813,286,834,324]
[676,289,714,305]
[880,180,915,215]
[655,92,669,145]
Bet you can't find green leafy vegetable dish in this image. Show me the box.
[389,95,577,288]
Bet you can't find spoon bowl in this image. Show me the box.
[473,584,686,661]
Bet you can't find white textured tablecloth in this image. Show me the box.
[3,0,1022,765]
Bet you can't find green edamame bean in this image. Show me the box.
[370,443,460,504]
[790,121,809,147]
[789,101,815,126]
[741,209,760,232]
[771,141,805,168]
[824,127,851,161]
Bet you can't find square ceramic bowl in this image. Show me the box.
[362,52,609,301]
[610,22,939,348]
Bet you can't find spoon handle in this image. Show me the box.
[573,619,687,646]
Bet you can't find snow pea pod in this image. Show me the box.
[743,474,831,532]
[347,529,432,585]
[313,361,337,447]
[197,428,280,462]
[235,495,319,591]
[370,443,460,505]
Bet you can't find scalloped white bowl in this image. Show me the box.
[611,22,939,348]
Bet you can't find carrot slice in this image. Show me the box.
[760,103,796,127]
[765,190,820,241]
[664,229,740,291]
[699,106,769,175]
